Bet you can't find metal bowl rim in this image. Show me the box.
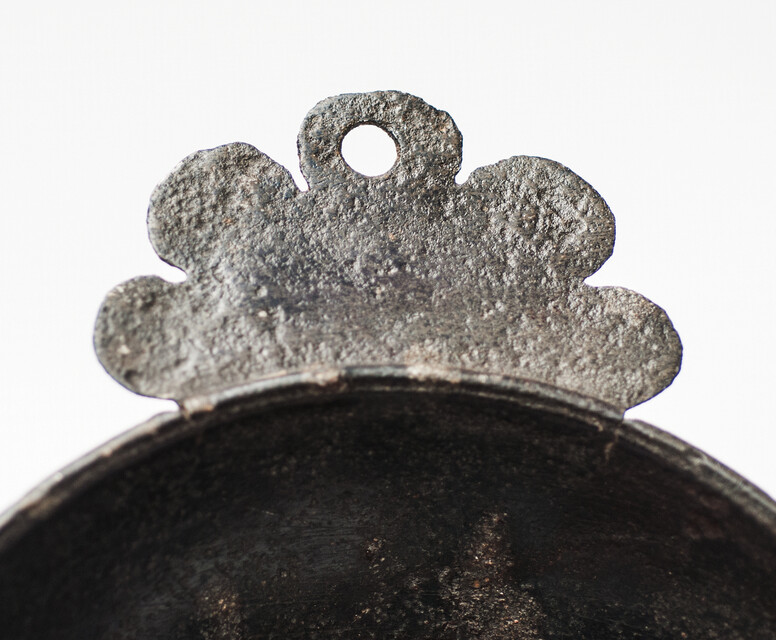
[1,365,774,551]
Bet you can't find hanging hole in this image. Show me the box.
[340,124,398,177]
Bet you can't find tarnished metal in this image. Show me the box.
[95,91,680,411]
[1,91,774,639]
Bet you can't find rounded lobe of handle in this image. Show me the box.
[298,91,463,189]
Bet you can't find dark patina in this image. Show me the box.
[0,92,773,639]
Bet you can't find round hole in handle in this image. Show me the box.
[340,124,398,177]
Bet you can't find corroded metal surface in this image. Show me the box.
[95,91,681,411]
[7,91,776,640]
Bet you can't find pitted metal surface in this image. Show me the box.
[95,91,681,410]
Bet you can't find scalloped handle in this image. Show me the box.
[95,90,681,411]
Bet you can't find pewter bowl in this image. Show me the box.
[2,91,773,638]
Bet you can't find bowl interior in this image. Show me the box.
[1,382,775,639]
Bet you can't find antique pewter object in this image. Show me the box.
[1,91,774,638]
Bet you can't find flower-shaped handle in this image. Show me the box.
[95,91,681,412]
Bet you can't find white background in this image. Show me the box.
[1,1,774,513]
